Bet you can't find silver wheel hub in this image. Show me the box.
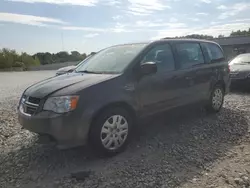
[212,88,223,110]
[100,115,129,150]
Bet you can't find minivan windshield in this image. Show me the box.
[229,53,250,65]
[75,43,147,74]
[75,54,94,68]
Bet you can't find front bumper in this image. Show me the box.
[18,109,91,148]
[230,77,250,88]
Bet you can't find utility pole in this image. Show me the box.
[61,32,65,51]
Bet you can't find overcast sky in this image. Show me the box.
[0,0,250,54]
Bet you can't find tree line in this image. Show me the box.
[0,49,96,69]
[34,51,89,65]
[164,28,250,40]
[0,48,40,70]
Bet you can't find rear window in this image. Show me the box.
[201,43,224,63]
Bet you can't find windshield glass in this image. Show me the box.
[75,43,147,74]
[229,54,250,65]
[75,54,94,67]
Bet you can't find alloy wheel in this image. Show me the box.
[100,115,129,150]
[212,88,223,110]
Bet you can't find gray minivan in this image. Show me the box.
[18,39,230,155]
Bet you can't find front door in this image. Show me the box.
[135,43,184,117]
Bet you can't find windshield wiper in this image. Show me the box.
[75,70,103,74]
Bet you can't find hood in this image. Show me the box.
[57,66,76,72]
[24,73,116,98]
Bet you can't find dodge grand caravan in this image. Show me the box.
[18,39,230,155]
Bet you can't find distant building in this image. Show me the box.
[212,36,250,60]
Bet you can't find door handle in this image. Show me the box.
[185,76,192,80]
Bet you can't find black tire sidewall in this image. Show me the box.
[89,107,133,156]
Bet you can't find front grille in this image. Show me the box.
[25,105,37,115]
[21,96,41,116]
[28,97,40,104]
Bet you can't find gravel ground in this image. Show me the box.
[0,71,250,188]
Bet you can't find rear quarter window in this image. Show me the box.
[201,43,224,63]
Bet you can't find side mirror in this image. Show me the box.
[68,67,76,72]
[140,62,157,75]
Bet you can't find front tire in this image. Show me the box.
[89,107,132,156]
[206,85,224,113]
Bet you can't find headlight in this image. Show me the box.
[18,94,26,108]
[43,96,79,113]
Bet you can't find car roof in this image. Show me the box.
[159,38,218,44]
[110,38,219,48]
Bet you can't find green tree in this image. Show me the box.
[0,48,40,69]
[0,48,14,68]
[81,53,87,59]
[90,52,96,56]
[21,52,35,68]
[34,56,40,65]
[230,28,250,36]
[164,34,214,40]
[71,51,81,57]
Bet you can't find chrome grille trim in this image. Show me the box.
[20,96,41,116]
[25,101,39,107]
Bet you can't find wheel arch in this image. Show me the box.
[214,80,226,92]
[88,101,137,136]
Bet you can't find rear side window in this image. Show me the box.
[201,43,224,63]
[175,43,204,69]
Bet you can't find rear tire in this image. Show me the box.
[89,107,133,156]
[206,85,224,113]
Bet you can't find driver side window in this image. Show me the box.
[141,43,175,72]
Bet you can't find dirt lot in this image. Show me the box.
[0,71,250,188]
